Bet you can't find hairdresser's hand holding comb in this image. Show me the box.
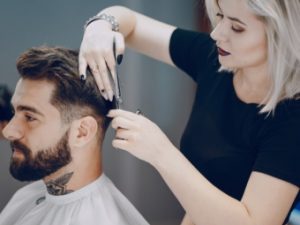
[107,109,177,167]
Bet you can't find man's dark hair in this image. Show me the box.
[16,46,115,134]
[0,84,13,122]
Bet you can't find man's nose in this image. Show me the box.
[2,118,24,141]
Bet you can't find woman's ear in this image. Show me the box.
[68,116,98,148]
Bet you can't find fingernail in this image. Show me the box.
[107,110,113,117]
[80,74,86,81]
[117,55,123,65]
[108,90,114,102]
[102,92,108,100]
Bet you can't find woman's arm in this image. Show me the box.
[108,109,299,225]
[156,147,299,225]
[89,6,176,64]
[103,6,176,65]
[181,214,195,225]
[79,6,176,100]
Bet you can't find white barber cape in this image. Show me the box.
[0,174,149,225]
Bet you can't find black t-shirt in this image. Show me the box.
[169,28,300,223]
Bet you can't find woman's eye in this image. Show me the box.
[232,26,244,33]
[216,13,224,19]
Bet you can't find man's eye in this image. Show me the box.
[25,115,36,122]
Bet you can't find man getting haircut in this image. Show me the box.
[0,46,149,225]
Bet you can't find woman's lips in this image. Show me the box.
[217,47,231,56]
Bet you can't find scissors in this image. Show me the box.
[111,37,122,109]
[111,38,144,116]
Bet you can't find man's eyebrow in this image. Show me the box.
[16,105,44,117]
[227,16,247,26]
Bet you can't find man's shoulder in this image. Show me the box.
[8,180,45,205]
[0,180,45,223]
[15,180,45,195]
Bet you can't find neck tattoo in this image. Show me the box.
[46,172,74,195]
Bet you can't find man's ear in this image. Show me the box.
[68,116,98,148]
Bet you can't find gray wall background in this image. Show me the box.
[0,0,200,224]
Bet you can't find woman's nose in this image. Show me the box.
[210,22,229,43]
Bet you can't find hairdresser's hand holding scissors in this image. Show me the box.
[78,11,171,165]
[107,109,177,166]
[79,15,125,101]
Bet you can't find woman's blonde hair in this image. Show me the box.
[205,0,300,113]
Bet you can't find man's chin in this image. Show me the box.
[9,163,45,182]
[9,162,66,182]
[10,170,46,182]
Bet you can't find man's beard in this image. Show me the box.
[9,130,72,181]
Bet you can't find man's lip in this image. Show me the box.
[217,47,231,56]
[12,147,22,154]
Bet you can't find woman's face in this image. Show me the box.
[210,0,268,71]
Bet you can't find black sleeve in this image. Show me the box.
[254,103,300,187]
[169,28,217,83]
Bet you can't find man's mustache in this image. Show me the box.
[10,141,31,156]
